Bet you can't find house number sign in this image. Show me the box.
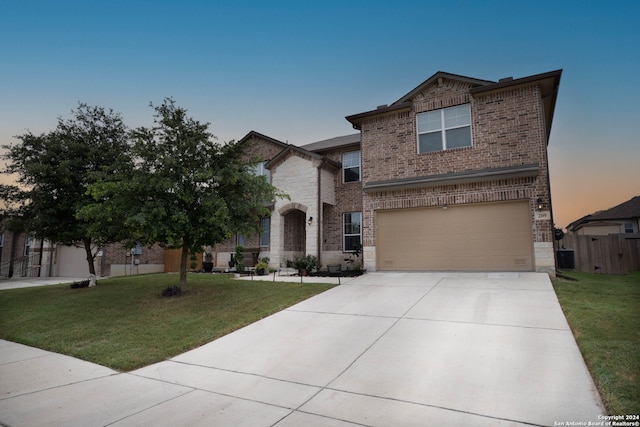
[535,211,551,221]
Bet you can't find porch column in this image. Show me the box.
[270,211,284,270]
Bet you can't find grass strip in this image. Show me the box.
[552,271,640,415]
[0,273,335,371]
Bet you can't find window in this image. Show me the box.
[624,222,634,233]
[237,235,246,247]
[344,212,362,251]
[260,217,271,246]
[417,104,471,153]
[343,151,361,183]
[252,161,271,182]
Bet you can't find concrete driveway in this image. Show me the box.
[0,272,605,426]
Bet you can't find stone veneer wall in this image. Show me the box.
[215,136,286,267]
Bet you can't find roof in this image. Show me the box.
[393,71,495,105]
[300,133,360,153]
[587,196,640,221]
[264,144,341,171]
[238,130,289,148]
[567,196,640,231]
[345,70,563,139]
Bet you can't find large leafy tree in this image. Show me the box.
[0,104,131,276]
[83,99,284,291]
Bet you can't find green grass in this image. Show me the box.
[552,271,640,415]
[0,273,335,371]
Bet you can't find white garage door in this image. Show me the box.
[376,201,533,271]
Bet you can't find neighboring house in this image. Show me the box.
[566,196,640,235]
[216,69,562,274]
[52,242,166,277]
[0,221,53,278]
[0,227,33,278]
[0,218,165,278]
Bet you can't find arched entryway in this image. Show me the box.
[283,209,306,261]
[277,202,309,265]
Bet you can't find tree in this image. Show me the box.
[84,99,284,291]
[0,104,131,276]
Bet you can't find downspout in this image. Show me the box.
[101,246,107,277]
[48,243,54,277]
[541,90,557,273]
[8,231,18,278]
[38,238,44,277]
[317,163,322,265]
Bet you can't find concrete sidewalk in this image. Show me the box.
[0,272,605,426]
[0,277,89,290]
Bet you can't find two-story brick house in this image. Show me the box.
[215,69,562,274]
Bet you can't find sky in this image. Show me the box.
[1,0,639,229]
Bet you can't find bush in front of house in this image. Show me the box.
[70,280,90,289]
[161,285,181,297]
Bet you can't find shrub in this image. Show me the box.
[161,285,181,297]
[70,280,90,289]
[292,255,321,273]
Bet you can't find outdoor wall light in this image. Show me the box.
[536,198,544,210]
[307,216,313,225]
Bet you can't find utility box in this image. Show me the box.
[556,249,575,270]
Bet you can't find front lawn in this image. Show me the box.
[0,274,335,371]
[552,271,640,415]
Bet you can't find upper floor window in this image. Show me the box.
[343,151,361,183]
[417,104,471,153]
[623,222,634,233]
[252,161,271,182]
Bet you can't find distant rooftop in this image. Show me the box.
[567,195,640,231]
[587,196,640,221]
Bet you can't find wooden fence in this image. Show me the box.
[558,234,640,274]
[164,249,202,273]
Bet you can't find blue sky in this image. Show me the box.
[1,0,639,228]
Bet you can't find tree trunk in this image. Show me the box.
[179,245,189,292]
[83,239,96,276]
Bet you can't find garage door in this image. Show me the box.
[376,201,533,271]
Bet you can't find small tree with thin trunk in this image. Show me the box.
[84,98,284,291]
[0,104,131,276]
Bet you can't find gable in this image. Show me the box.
[412,78,474,114]
[393,71,494,106]
[238,130,289,163]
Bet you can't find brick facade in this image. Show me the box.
[98,242,165,277]
[215,133,288,267]
[317,147,363,265]
[228,71,560,273]
[350,72,560,273]
[15,71,560,276]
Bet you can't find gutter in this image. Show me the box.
[364,164,540,192]
[317,163,322,265]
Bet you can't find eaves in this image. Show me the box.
[364,164,539,193]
